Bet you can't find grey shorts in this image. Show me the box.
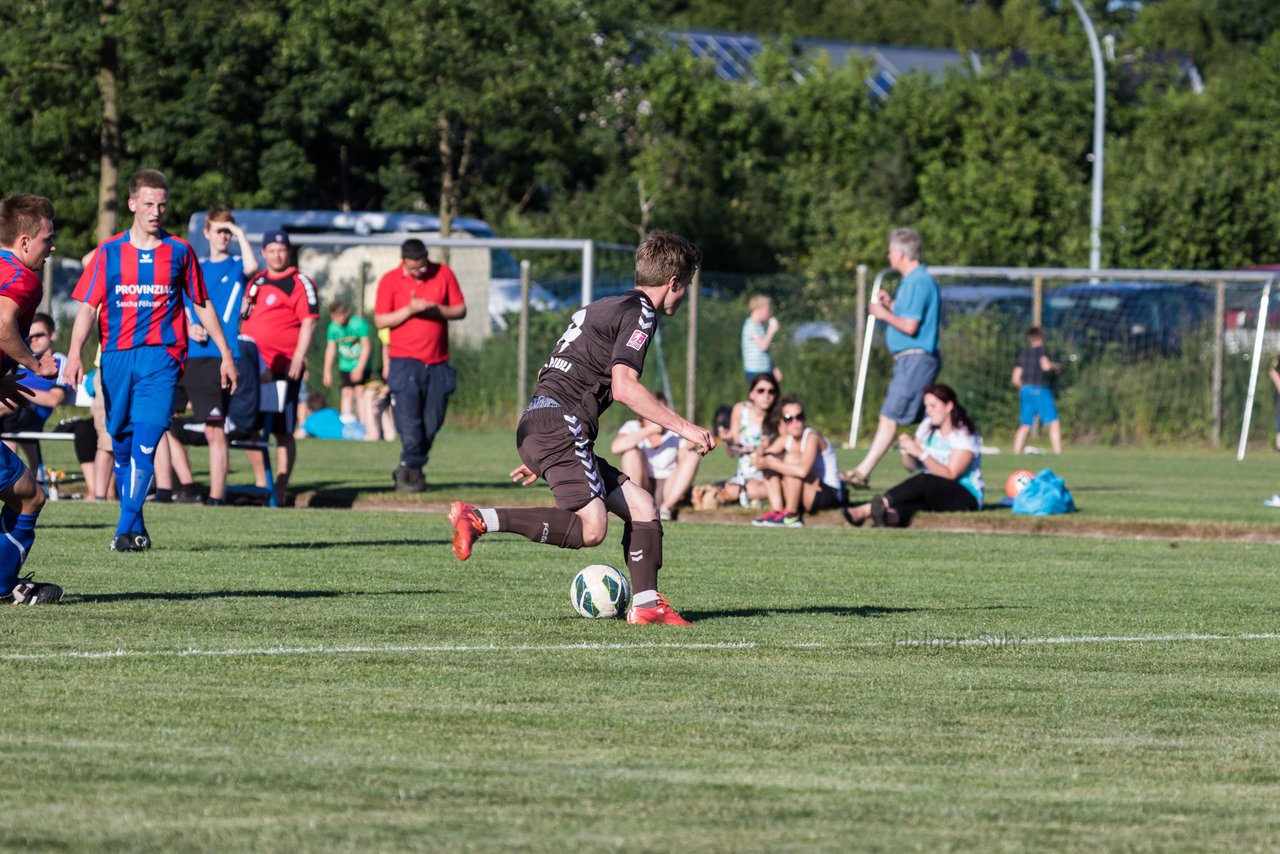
[881,352,941,424]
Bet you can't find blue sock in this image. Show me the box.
[112,436,132,536]
[11,512,38,553]
[1,506,17,532]
[0,508,37,592]
[115,423,164,538]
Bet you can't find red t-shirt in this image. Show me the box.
[374,263,465,365]
[240,266,320,374]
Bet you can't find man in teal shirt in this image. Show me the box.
[842,227,941,491]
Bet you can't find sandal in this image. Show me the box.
[869,496,901,528]
[840,470,870,490]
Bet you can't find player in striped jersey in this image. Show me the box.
[65,170,239,552]
[0,194,63,603]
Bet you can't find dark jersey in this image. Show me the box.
[532,289,656,439]
[1016,345,1049,387]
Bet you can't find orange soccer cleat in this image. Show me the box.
[448,501,487,561]
[626,594,692,626]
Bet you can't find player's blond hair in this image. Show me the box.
[0,194,54,246]
[635,231,701,289]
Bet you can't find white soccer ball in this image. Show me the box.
[570,564,632,619]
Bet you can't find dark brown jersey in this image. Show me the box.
[531,289,656,438]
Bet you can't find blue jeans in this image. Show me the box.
[387,359,457,468]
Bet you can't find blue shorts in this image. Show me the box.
[0,442,26,493]
[101,347,182,437]
[881,352,941,424]
[1019,385,1059,426]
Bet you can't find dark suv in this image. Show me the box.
[1044,282,1214,356]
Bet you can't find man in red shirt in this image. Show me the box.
[239,230,319,504]
[374,239,466,492]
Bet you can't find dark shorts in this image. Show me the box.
[881,352,941,425]
[338,370,364,388]
[261,373,302,437]
[176,357,230,423]
[0,407,45,435]
[516,405,627,512]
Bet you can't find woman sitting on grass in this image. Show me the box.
[845,383,984,528]
[752,395,843,527]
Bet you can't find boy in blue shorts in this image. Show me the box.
[64,170,239,552]
[1012,326,1062,455]
[0,193,64,604]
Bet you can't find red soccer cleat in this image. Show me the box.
[448,501,486,561]
[626,594,692,626]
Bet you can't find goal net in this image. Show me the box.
[847,267,1280,457]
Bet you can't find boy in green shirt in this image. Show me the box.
[323,301,372,424]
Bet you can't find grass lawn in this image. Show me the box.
[4,431,1279,850]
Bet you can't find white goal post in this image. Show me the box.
[847,266,1280,459]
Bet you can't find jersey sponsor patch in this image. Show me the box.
[626,329,648,350]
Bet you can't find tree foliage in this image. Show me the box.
[1,0,1277,277]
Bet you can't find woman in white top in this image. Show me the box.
[716,373,780,508]
[753,395,843,527]
[611,391,701,521]
[845,383,984,528]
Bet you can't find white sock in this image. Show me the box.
[633,589,659,608]
[479,508,500,531]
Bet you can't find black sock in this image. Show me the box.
[496,507,584,549]
[622,520,663,594]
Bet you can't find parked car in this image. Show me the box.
[1043,282,1215,356]
[940,285,1032,327]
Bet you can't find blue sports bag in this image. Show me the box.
[1012,468,1076,515]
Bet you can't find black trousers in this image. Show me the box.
[882,473,978,526]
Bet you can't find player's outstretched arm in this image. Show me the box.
[611,364,715,456]
[0,295,50,377]
[62,301,98,389]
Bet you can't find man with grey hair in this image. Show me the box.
[842,227,941,491]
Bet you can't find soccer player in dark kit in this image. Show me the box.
[448,231,715,626]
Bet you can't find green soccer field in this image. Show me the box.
[4,433,1279,851]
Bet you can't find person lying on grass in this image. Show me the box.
[845,383,984,528]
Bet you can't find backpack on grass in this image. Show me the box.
[1012,468,1076,516]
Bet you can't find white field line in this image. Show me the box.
[0,641,779,662]
[894,632,1280,648]
[3,633,1279,662]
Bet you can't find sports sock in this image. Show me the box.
[478,508,499,531]
[632,588,659,609]
[495,507,584,549]
[115,423,164,538]
[622,520,663,596]
[0,504,28,592]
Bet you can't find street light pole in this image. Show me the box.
[1069,0,1105,272]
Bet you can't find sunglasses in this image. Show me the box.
[28,332,49,340]
[752,387,776,396]
[782,412,805,422]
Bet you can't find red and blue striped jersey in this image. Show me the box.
[73,230,208,362]
[0,248,43,372]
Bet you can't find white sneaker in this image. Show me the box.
[1263,495,1280,508]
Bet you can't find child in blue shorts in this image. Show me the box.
[1012,326,1062,455]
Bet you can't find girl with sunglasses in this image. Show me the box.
[716,373,781,511]
[752,395,842,527]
